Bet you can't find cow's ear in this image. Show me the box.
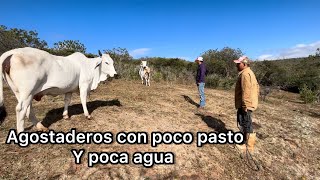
[95,61,102,69]
[98,50,102,57]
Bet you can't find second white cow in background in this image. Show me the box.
[139,60,151,86]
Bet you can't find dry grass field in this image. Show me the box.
[0,79,319,179]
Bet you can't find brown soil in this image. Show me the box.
[0,79,319,179]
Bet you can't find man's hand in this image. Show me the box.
[242,107,247,113]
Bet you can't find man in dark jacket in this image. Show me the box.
[195,56,206,109]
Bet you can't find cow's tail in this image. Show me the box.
[0,54,8,124]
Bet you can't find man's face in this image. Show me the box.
[236,62,246,71]
[196,60,202,65]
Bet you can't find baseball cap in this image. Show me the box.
[233,56,249,64]
[195,56,204,62]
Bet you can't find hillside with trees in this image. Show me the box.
[1,25,319,103]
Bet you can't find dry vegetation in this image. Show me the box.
[0,79,319,179]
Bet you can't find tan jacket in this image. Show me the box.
[235,67,260,111]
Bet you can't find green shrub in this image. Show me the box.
[220,78,236,90]
[206,74,221,88]
[161,67,177,82]
[177,70,195,85]
[152,71,163,82]
[114,61,140,80]
[299,84,318,104]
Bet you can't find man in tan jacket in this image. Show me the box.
[233,56,259,153]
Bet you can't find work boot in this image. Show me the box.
[236,129,247,153]
[197,106,205,112]
[236,144,247,153]
[236,133,256,154]
[247,133,256,153]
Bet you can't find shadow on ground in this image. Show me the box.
[182,95,199,108]
[195,113,229,133]
[0,106,8,126]
[41,99,122,127]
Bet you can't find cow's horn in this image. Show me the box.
[98,50,102,57]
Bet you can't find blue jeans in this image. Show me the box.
[198,82,206,107]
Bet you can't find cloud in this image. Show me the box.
[129,48,151,58]
[258,54,274,60]
[258,41,320,60]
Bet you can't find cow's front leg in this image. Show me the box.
[63,93,72,119]
[80,87,91,119]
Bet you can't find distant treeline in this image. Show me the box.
[1,25,319,103]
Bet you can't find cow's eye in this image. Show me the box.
[105,62,109,65]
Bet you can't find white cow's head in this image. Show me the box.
[98,50,117,81]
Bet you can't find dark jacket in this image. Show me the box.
[196,63,206,83]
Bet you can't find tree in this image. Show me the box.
[0,25,47,54]
[53,40,86,53]
[102,47,133,79]
[0,27,23,54]
[103,47,132,61]
[218,47,243,77]
[201,47,243,77]
[308,48,320,58]
[10,28,47,49]
[316,48,320,57]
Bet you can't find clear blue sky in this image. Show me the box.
[1,0,320,60]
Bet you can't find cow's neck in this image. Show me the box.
[89,57,103,91]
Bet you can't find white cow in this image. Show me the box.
[139,61,151,86]
[0,47,117,133]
